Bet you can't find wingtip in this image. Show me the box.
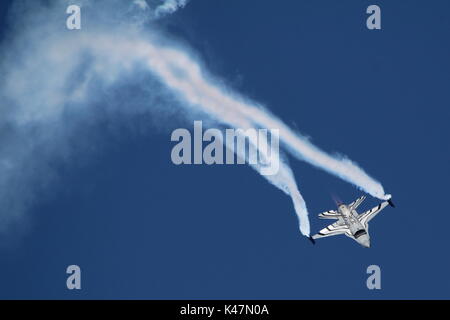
[388,199,395,208]
[308,236,316,245]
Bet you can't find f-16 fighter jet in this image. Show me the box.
[308,196,394,247]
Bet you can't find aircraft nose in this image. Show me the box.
[359,235,370,248]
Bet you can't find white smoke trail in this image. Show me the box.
[101,36,390,201]
[133,0,150,10]
[123,37,313,235]
[67,31,391,234]
[0,0,389,239]
[218,126,310,236]
[131,0,188,19]
[0,1,311,236]
[154,0,189,17]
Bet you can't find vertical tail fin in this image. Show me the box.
[348,195,366,211]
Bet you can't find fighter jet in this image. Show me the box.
[308,196,394,247]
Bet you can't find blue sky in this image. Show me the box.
[0,0,449,299]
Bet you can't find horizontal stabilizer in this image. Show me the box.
[318,210,341,219]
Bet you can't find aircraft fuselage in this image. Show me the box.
[337,204,370,248]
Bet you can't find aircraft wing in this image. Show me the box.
[358,201,389,228]
[318,210,340,219]
[348,195,366,211]
[312,221,349,240]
